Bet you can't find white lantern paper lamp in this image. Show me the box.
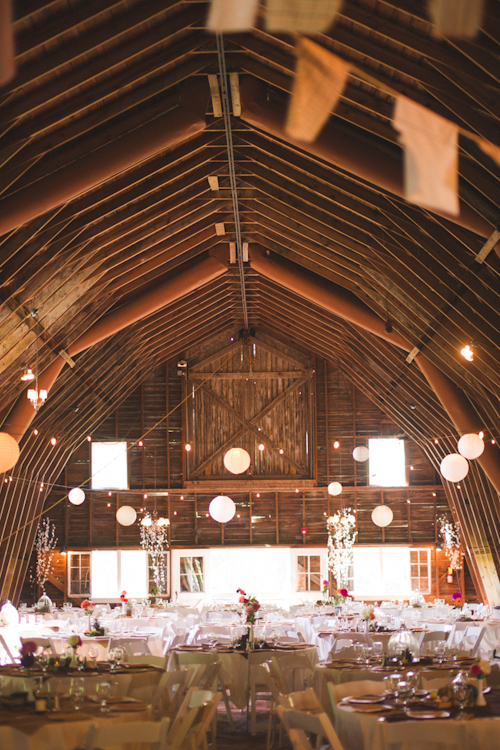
[372,505,393,527]
[116,505,137,526]
[327,481,343,496]
[223,447,251,474]
[0,433,20,473]
[68,487,85,505]
[352,446,369,462]
[209,495,236,523]
[457,433,484,460]
[440,453,469,482]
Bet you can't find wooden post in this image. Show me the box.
[166,364,170,489]
[249,492,253,544]
[325,359,330,486]
[275,491,279,544]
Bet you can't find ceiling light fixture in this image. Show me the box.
[21,367,35,382]
[26,318,47,411]
[460,343,474,362]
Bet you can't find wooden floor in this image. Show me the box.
[216,701,292,749]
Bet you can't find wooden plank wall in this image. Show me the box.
[20,338,478,603]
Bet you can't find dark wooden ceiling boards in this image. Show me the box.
[1,1,500,602]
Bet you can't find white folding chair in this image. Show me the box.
[84,718,169,750]
[277,705,345,750]
[418,631,449,654]
[460,625,486,657]
[327,679,386,723]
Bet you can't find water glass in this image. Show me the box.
[96,682,111,712]
[70,678,85,711]
[372,642,383,661]
[452,683,469,713]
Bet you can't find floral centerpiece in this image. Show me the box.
[470,658,491,706]
[452,591,463,607]
[67,635,82,667]
[81,599,95,615]
[85,619,106,637]
[19,640,37,668]
[237,588,260,624]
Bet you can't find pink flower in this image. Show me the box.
[340,589,348,598]
[452,592,462,601]
[470,663,481,676]
[81,599,91,609]
[323,580,329,586]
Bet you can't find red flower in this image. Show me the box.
[340,588,348,598]
[20,641,38,655]
[470,663,481,676]
[81,599,91,610]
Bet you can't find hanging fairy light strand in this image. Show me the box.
[437,516,463,570]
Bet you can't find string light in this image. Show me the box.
[460,343,474,362]
[50,437,56,446]
[333,441,340,449]
[184,444,192,452]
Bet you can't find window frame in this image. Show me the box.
[410,547,431,594]
[90,440,129,490]
[67,551,91,598]
[368,437,407,488]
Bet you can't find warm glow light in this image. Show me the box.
[295,488,299,493]
[143,494,148,499]
[87,436,92,442]
[434,439,439,444]
[33,429,38,436]
[327,481,343,496]
[138,440,143,447]
[0,433,20,472]
[410,465,414,470]
[279,448,284,455]
[108,491,112,496]
[258,443,265,451]
[333,440,340,449]
[21,367,35,382]
[460,344,474,362]
[173,511,177,515]
[107,503,111,507]
[180,495,184,500]
[209,495,236,523]
[458,433,484,460]
[492,439,496,445]
[68,488,85,506]
[224,447,251,474]
[185,443,192,452]
[256,493,260,498]
[479,431,484,439]
[440,453,469,482]
[50,437,57,446]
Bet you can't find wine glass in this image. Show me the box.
[372,641,383,662]
[108,648,119,671]
[387,673,403,700]
[353,644,364,663]
[87,645,99,663]
[114,646,125,668]
[96,681,111,712]
[452,682,469,715]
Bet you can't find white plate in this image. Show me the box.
[405,710,450,719]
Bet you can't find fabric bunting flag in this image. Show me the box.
[428,0,485,39]
[286,38,350,143]
[393,96,459,216]
[207,0,259,33]
[266,0,342,34]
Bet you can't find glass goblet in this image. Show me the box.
[96,681,111,712]
[70,678,85,711]
[372,642,383,661]
[108,648,118,671]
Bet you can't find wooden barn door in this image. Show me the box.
[185,336,314,481]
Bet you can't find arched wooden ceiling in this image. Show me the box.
[1,0,500,602]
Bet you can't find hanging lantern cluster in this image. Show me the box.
[439,432,484,483]
[437,516,463,570]
[327,508,357,588]
[139,511,170,594]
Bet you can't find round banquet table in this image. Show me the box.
[334,688,500,750]
[313,659,472,716]
[0,664,163,704]
[168,644,318,709]
[0,697,152,750]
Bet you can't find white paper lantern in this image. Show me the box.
[352,446,370,462]
[440,453,469,482]
[457,433,484,460]
[327,481,343,496]
[209,495,236,523]
[68,487,85,505]
[371,505,393,527]
[0,433,20,473]
[116,505,137,526]
[223,447,251,474]
[0,600,19,626]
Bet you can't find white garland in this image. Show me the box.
[139,512,170,594]
[35,517,57,592]
[327,508,357,588]
[438,516,463,570]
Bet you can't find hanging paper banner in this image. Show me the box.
[479,139,500,169]
[266,0,342,34]
[207,0,259,33]
[393,96,459,216]
[286,38,350,143]
[428,0,485,39]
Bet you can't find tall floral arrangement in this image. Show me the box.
[437,516,463,570]
[139,512,169,594]
[35,517,57,593]
[327,508,357,588]
[237,588,260,624]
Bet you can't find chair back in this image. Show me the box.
[194,660,222,690]
[278,687,323,712]
[327,679,386,719]
[152,667,195,717]
[277,706,344,750]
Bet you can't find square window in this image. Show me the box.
[368,438,406,487]
[91,442,128,490]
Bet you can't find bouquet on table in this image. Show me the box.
[19,640,37,668]
[81,599,95,615]
[237,588,260,624]
[452,591,463,608]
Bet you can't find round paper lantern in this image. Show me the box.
[371,505,393,527]
[209,495,236,523]
[223,447,251,474]
[116,505,137,526]
[0,432,20,473]
[68,487,85,505]
[327,481,343,496]
[458,433,484,460]
[352,446,370,462]
[440,453,469,482]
